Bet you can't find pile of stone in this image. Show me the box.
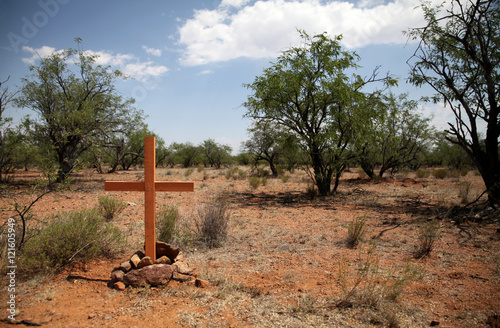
[110,241,208,290]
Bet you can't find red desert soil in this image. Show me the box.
[1,167,499,328]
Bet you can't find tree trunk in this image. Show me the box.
[315,172,331,196]
[311,151,332,196]
[93,154,103,174]
[378,166,388,178]
[269,160,278,177]
[57,160,73,183]
[480,167,500,207]
[332,170,342,193]
[360,161,374,179]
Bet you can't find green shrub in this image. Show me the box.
[346,216,366,248]
[203,172,210,180]
[21,209,124,274]
[156,205,179,243]
[280,174,291,183]
[432,168,448,179]
[337,243,421,311]
[225,167,238,180]
[184,167,194,177]
[195,193,230,248]
[248,177,261,189]
[458,181,472,204]
[257,167,270,177]
[238,169,247,180]
[261,177,267,186]
[197,164,205,172]
[97,196,126,221]
[305,185,317,200]
[415,169,429,179]
[225,168,248,180]
[414,219,440,259]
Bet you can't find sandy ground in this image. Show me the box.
[0,166,499,328]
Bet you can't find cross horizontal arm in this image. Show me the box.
[105,181,194,192]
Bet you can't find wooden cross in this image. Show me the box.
[105,136,194,263]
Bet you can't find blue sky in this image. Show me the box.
[1,0,451,154]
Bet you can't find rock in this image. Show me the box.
[111,269,125,282]
[123,264,173,287]
[130,251,145,268]
[429,320,440,326]
[172,261,193,275]
[194,278,209,288]
[156,241,180,263]
[114,281,126,291]
[156,256,171,265]
[137,256,153,269]
[119,261,132,272]
[172,272,195,282]
[174,252,185,262]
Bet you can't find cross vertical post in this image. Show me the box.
[104,136,194,263]
[144,137,156,262]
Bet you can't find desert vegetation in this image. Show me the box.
[0,0,498,326]
[0,166,498,327]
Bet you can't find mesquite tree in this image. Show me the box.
[16,40,142,182]
[356,93,433,178]
[244,31,395,195]
[407,0,500,206]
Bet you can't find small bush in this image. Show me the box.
[414,219,440,259]
[203,172,210,180]
[257,167,270,177]
[195,193,230,248]
[156,205,179,243]
[415,169,429,179]
[337,243,421,310]
[197,164,204,172]
[346,216,366,248]
[432,168,448,179]
[21,209,124,274]
[184,168,194,177]
[305,185,317,200]
[248,177,261,189]
[225,167,239,180]
[261,177,267,186]
[97,196,126,221]
[238,169,247,180]
[280,174,291,183]
[458,181,472,204]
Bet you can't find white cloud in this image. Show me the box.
[85,50,135,67]
[123,61,169,80]
[199,69,214,75]
[21,47,169,82]
[21,46,58,64]
[178,0,440,66]
[142,45,162,56]
[83,50,169,81]
[220,0,251,8]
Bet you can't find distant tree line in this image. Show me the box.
[0,36,480,186]
[2,0,498,207]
